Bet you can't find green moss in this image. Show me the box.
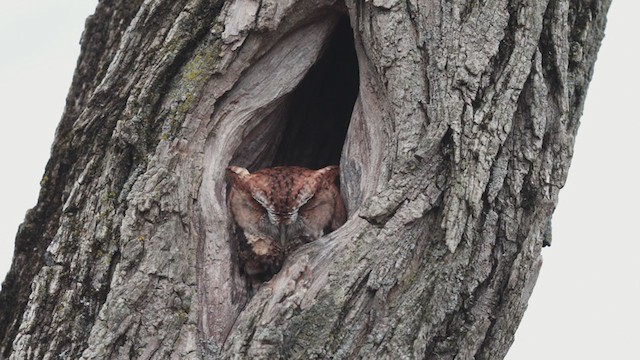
[97,209,111,219]
[153,37,221,143]
[178,310,189,322]
[40,175,49,186]
[183,67,201,82]
[177,93,194,114]
[55,302,66,316]
[100,191,118,207]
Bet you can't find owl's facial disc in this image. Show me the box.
[295,188,314,209]
[251,191,269,209]
[267,210,298,226]
[281,211,298,224]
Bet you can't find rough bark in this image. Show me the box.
[0,0,610,359]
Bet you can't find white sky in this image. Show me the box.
[0,1,638,359]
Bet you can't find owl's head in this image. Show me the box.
[226,165,339,226]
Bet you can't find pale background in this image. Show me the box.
[0,1,638,359]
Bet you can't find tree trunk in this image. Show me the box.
[0,0,611,359]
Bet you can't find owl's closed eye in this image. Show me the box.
[226,165,346,284]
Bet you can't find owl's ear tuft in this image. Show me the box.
[227,166,250,177]
[315,165,340,184]
[226,166,251,186]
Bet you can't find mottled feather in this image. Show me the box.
[226,165,346,285]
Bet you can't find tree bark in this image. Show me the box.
[0,0,611,359]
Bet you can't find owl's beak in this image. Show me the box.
[279,224,287,248]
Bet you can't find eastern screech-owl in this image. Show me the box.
[226,165,346,282]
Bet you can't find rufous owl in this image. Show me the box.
[226,165,346,283]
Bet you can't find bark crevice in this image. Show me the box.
[196,7,365,350]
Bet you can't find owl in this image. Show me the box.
[226,165,346,283]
